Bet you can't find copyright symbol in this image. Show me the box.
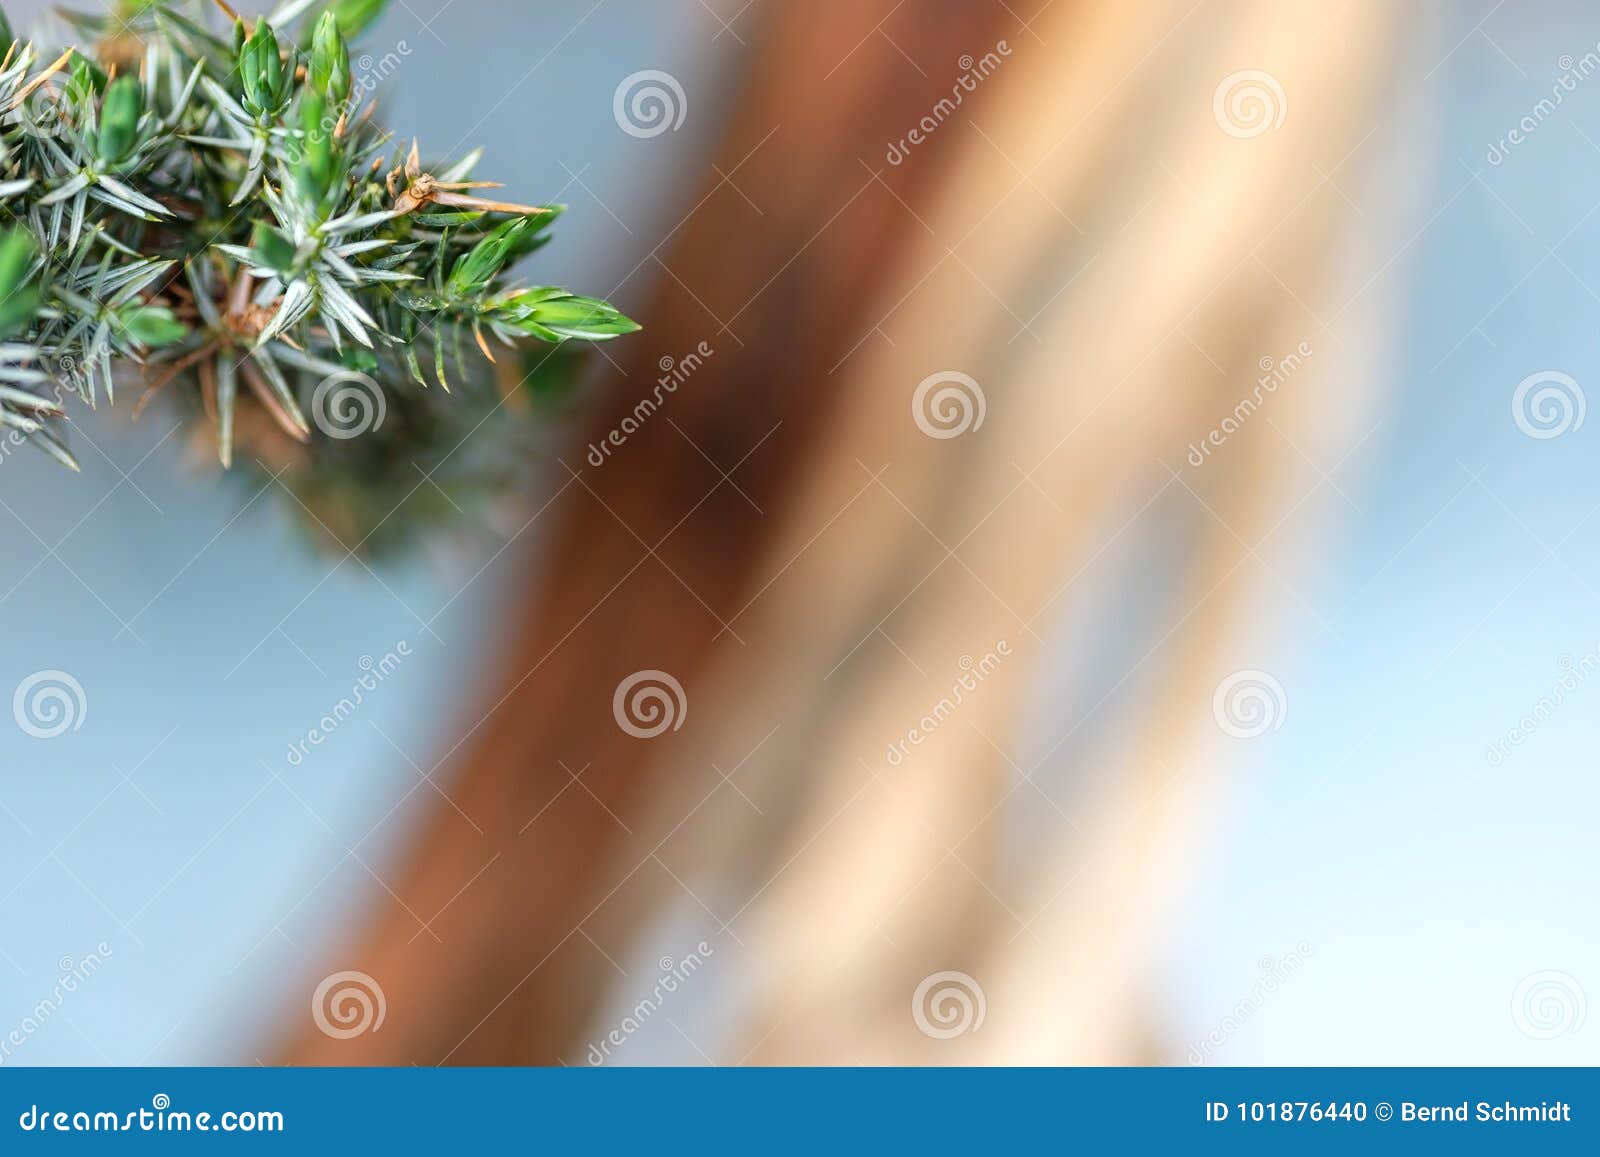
[1375,1102,1393,1121]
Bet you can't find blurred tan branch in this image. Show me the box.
[285,0,1401,1066]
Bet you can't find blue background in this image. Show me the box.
[0,0,1596,1067]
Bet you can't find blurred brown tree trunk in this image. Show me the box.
[286,0,1019,1065]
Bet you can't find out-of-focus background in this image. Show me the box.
[0,0,1597,1066]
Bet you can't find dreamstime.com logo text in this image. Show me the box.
[283,643,411,766]
[587,340,714,466]
[17,1095,283,1134]
[585,942,714,1064]
[885,642,1011,767]
[1187,941,1313,1063]
[0,943,112,1065]
[1187,342,1312,466]
[1486,646,1600,766]
[885,42,1012,165]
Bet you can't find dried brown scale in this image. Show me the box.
[8,47,73,110]
[387,141,547,217]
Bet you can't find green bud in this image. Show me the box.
[0,227,40,340]
[498,289,640,342]
[241,20,289,116]
[66,54,108,100]
[295,91,335,204]
[121,305,187,348]
[310,12,351,103]
[238,27,260,109]
[258,27,281,102]
[447,218,527,294]
[97,76,143,165]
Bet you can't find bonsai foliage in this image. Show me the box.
[0,0,636,553]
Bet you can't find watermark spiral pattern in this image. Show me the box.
[912,371,986,439]
[1212,70,1287,139]
[613,70,687,139]
[311,371,386,440]
[1512,371,1585,439]
[12,670,87,739]
[1212,669,1286,739]
[1511,970,1586,1040]
[912,970,987,1039]
[8,73,68,143]
[311,970,387,1039]
[612,669,688,738]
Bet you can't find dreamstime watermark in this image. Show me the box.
[584,942,715,1064]
[613,70,687,138]
[353,42,415,102]
[5,50,73,144]
[282,41,415,170]
[885,642,1011,767]
[311,370,386,440]
[12,670,87,739]
[1487,47,1600,165]
[311,970,386,1039]
[1512,370,1585,439]
[1212,669,1286,739]
[1187,342,1313,466]
[1486,646,1600,766]
[0,412,45,467]
[912,371,986,439]
[912,970,986,1039]
[0,358,80,468]
[885,41,1013,165]
[1511,970,1586,1040]
[1186,941,1313,1064]
[587,340,714,466]
[17,1095,282,1134]
[612,669,687,738]
[1213,70,1287,139]
[283,643,411,766]
[8,92,66,143]
[0,943,113,1066]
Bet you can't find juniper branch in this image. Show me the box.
[0,0,637,550]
